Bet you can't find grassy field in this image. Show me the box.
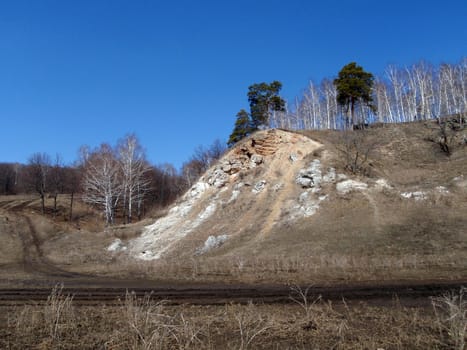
[1,285,465,349]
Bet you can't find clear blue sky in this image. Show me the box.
[1,0,466,169]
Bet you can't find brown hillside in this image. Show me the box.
[0,121,465,285]
[117,122,466,283]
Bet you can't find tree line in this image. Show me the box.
[279,58,466,130]
[0,135,226,225]
[229,57,466,142]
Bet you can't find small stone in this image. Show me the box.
[251,154,263,164]
[296,177,313,188]
[289,153,299,162]
[252,180,267,194]
[222,163,232,173]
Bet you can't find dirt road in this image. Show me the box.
[0,198,464,309]
[0,279,465,307]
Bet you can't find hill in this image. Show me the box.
[119,121,467,283]
[0,120,466,286]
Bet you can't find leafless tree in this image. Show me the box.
[284,58,466,130]
[82,144,122,225]
[62,166,82,221]
[26,152,51,214]
[48,154,65,216]
[0,163,20,195]
[117,134,151,224]
[181,139,227,187]
[336,130,376,175]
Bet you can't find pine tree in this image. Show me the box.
[247,81,285,129]
[228,109,252,147]
[334,62,375,127]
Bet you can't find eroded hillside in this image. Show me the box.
[103,123,467,284]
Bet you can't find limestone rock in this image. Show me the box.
[336,180,368,194]
[252,180,267,194]
[296,159,322,188]
[196,234,229,254]
[107,239,126,252]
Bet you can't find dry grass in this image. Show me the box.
[2,286,465,349]
[432,287,467,350]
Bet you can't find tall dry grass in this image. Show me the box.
[432,287,466,350]
[2,285,465,349]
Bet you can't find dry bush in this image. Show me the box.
[336,130,377,175]
[1,295,456,349]
[426,115,467,156]
[170,312,206,350]
[432,287,467,350]
[6,284,77,349]
[108,291,209,350]
[226,302,273,350]
[109,291,173,350]
[288,284,321,323]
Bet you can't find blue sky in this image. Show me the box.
[0,0,466,169]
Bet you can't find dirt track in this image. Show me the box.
[0,279,465,307]
[17,214,83,279]
[0,212,465,308]
[0,198,465,309]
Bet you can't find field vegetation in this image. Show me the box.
[1,285,465,349]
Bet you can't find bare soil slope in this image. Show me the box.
[118,123,466,283]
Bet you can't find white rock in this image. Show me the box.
[296,177,313,188]
[401,191,426,201]
[323,168,336,183]
[197,203,217,221]
[299,191,309,203]
[252,180,267,194]
[189,182,209,198]
[296,159,324,188]
[228,190,240,203]
[196,235,229,254]
[221,163,232,173]
[336,180,368,194]
[302,203,319,216]
[207,169,229,188]
[375,178,392,190]
[272,183,283,191]
[251,154,263,165]
[234,182,245,190]
[107,239,126,252]
[289,153,299,162]
[436,186,449,194]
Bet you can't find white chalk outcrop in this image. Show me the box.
[130,181,213,260]
[126,129,402,261]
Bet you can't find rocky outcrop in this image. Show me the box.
[295,159,336,189]
[127,129,324,260]
[203,130,295,188]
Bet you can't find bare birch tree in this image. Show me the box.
[117,134,150,224]
[82,144,122,225]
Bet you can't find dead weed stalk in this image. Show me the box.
[432,287,466,350]
[44,283,75,343]
[228,301,272,350]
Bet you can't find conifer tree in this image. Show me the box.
[334,62,375,127]
[228,109,252,147]
[248,81,285,129]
